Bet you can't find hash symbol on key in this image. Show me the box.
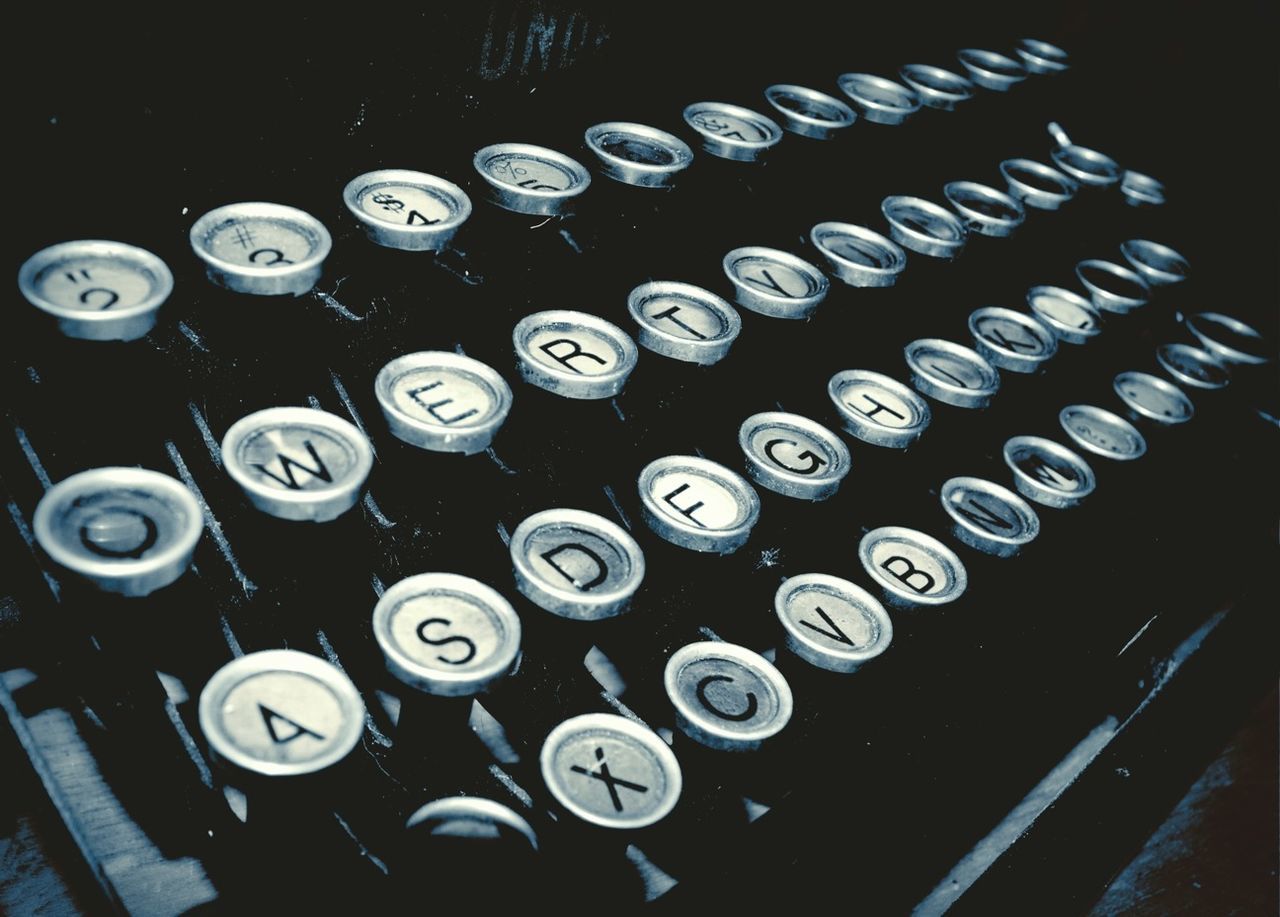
[570,746,648,812]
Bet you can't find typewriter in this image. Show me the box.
[4,3,1277,914]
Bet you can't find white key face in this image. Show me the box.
[389,367,502,428]
[218,671,349,767]
[640,294,730,341]
[482,153,578,191]
[384,592,512,675]
[1060,406,1147,458]
[542,724,677,826]
[1115,372,1194,422]
[973,314,1053,357]
[649,469,747,530]
[867,537,956,598]
[205,218,319,268]
[526,327,622,375]
[783,586,884,652]
[46,483,195,567]
[524,524,634,595]
[836,378,929,430]
[357,183,456,226]
[917,349,995,390]
[33,258,159,312]
[1031,293,1099,333]
[232,424,362,492]
[748,425,833,474]
[1008,442,1089,491]
[686,108,774,142]
[672,654,783,732]
[727,256,822,298]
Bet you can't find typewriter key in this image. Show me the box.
[199,649,365,778]
[1156,344,1230,391]
[1003,436,1097,508]
[809,222,907,288]
[664,642,793,751]
[472,142,591,215]
[510,509,645,620]
[1120,239,1189,287]
[1016,38,1070,74]
[638,455,760,554]
[1075,259,1150,314]
[738,412,851,500]
[18,240,173,341]
[827,369,932,448]
[682,102,783,161]
[405,796,538,848]
[342,169,472,251]
[1113,372,1195,425]
[189,202,332,296]
[375,351,514,454]
[1120,170,1166,207]
[999,158,1078,210]
[1027,286,1102,345]
[943,181,1026,237]
[627,281,742,365]
[540,713,682,829]
[956,48,1027,90]
[774,573,893,673]
[373,573,521,696]
[968,307,1058,374]
[898,64,974,111]
[836,73,920,125]
[881,196,967,259]
[33,467,202,596]
[1183,312,1271,366]
[1048,123,1121,187]
[940,477,1040,557]
[583,122,694,188]
[764,84,857,138]
[1058,405,1148,460]
[858,527,968,609]
[222,407,374,522]
[905,339,1000,408]
[513,310,638,399]
[722,246,829,319]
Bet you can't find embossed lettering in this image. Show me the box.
[881,555,936,593]
[763,438,827,475]
[415,617,478,665]
[539,542,608,590]
[695,674,758,722]
[408,381,480,425]
[538,338,607,374]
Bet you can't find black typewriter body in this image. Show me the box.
[4,3,1278,914]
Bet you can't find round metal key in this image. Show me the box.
[682,102,783,161]
[513,310,638,399]
[1003,436,1097,508]
[858,526,968,609]
[722,246,829,319]
[405,796,538,849]
[764,84,857,138]
[738,412,852,500]
[1183,313,1271,367]
[189,202,332,296]
[999,158,1078,211]
[510,508,645,621]
[968,307,1058,374]
[827,369,932,448]
[940,476,1041,557]
[1113,371,1195,425]
[956,48,1027,90]
[33,467,202,596]
[1026,286,1102,345]
[899,64,974,111]
[1156,343,1230,391]
[905,339,1001,408]
[584,122,694,188]
[375,351,513,454]
[472,143,591,215]
[1016,38,1070,74]
[881,196,967,259]
[1048,124,1121,187]
[627,281,742,365]
[637,455,760,554]
[222,407,374,522]
[1120,239,1189,287]
[809,222,908,288]
[837,73,920,124]
[342,169,472,251]
[18,240,174,341]
[944,181,1025,237]
[540,713,682,829]
[1058,405,1148,461]
[1075,259,1150,314]
[664,642,793,751]
[1120,170,1166,207]
[199,649,366,778]
[774,573,894,673]
[373,573,522,697]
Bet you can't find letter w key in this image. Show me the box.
[252,441,333,489]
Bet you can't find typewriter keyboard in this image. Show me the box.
[4,10,1277,914]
